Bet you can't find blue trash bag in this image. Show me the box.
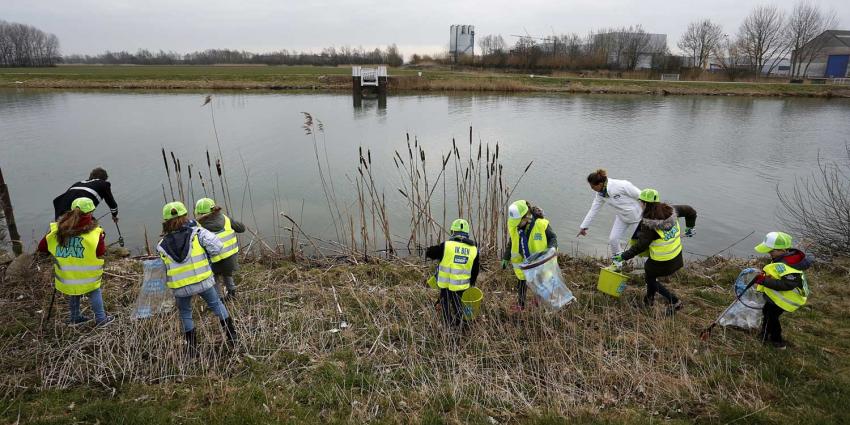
[131,259,173,319]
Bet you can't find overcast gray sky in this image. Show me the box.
[4,0,847,58]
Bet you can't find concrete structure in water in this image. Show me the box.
[450,25,475,62]
[352,66,387,107]
[792,30,850,78]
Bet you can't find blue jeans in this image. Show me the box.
[68,287,106,322]
[175,286,230,332]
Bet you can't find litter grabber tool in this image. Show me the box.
[699,275,759,341]
[115,221,125,247]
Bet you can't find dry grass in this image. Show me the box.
[3,251,848,423]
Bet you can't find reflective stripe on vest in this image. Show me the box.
[648,221,682,261]
[509,218,550,280]
[757,262,809,312]
[209,215,239,263]
[437,240,477,291]
[45,222,104,296]
[159,231,213,289]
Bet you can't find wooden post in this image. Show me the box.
[0,167,23,256]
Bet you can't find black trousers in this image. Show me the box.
[439,288,465,328]
[644,255,683,304]
[516,279,528,307]
[761,300,785,343]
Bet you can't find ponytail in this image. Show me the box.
[587,169,608,185]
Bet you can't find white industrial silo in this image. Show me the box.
[449,25,475,62]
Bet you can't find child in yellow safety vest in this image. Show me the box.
[425,219,480,328]
[501,200,558,312]
[194,198,246,300]
[38,197,113,326]
[753,231,812,350]
[613,189,696,315]
[157,202,238,354]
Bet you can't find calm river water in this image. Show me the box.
[1,89,848,258]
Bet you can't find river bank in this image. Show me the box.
[1,251,848,424]
[2,65,849,97]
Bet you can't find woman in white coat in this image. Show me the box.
[577,169,643,256]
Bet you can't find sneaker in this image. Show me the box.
[771,340,787,350]
[65,316,91,326]
[95,315,115,327]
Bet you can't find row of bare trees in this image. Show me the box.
[0,20,60,67]
[414,25,671,71]
[679,1,837,80]
[63,45,404,67]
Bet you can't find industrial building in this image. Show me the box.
[592,32,668,69]
[792,30,850,78]
[449,25,475,61]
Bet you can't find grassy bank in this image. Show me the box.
[1,252,849,424]
[2,65,849,97]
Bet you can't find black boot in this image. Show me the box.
[220,317,238,346]
[184,329,198,358]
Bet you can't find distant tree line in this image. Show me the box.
[64,45,404,67]
[415,1,837,81]
[0,20,61,67]
[415,25,675,72]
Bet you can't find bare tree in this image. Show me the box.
[712,36,749,81]
[477,35,506,56]
[621,26,652,70]
[678,20,724,69]
[0,20,61,67]
[738,5,788,76]
[787,1,838,78]
[778,145,850,257]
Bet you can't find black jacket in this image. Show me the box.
[426,234,480,286]
[53,179,118,219]
[761,249,811,292]
[620,204,697,262]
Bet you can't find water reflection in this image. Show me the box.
[1,89,848,258]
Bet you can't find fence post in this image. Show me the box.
[0,167,23,256]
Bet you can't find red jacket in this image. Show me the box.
[37,214,106,257]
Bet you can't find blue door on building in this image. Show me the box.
[825,55,849,78]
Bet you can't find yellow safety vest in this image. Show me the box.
[757,262,809,312]
[648,221,682,261]
[46,223,104,296]
[159,230,213,290]
[209,215,239,263]
[509,218,550,280]
[436,240,477,291]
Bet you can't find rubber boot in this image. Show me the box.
[220,317,238,346]
[184,329,198,358]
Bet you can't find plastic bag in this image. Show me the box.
[131,259,173,319]
[520,248,576,310]
[718,268,764,329]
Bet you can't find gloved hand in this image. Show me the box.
[611,253,624,269]
[753,273,766,285]
[501,259,509,270]
[684,227,695,238]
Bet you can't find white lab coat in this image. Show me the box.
[579,178,642,229]
[579,178,643,255]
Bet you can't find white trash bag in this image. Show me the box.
[131,258,173,319]
[718,268,764,329]
[520,248,576,310]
